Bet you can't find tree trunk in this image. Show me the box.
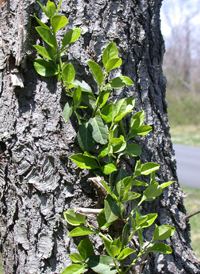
[0,0,199,273]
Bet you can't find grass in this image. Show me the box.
[181,185,200,260]
[170,125,200,147]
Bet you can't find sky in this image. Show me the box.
[160,0,200,37]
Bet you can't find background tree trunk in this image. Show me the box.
[0,0,199,273]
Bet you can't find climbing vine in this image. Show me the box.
[33,1,175,273]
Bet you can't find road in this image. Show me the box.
[173,144,200,188]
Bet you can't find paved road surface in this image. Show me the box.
[173,144,200,188]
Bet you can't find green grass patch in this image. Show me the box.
[170,125,200,147]
[0,253,2,274]
[181,185,200,260]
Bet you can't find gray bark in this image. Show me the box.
[0,0,199,273]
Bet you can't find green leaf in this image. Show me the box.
[87,255,116,274]
[61,264,86,274]
[62,28,82,49]
[122,143,142,157]
[117,248,136,261]
[105,76,134,89]
[137,229,143,250]
[145,243,172,254]
[110,137,126,154]
[115,180,125,198]
[73,86,82,107]
[159,181,175,189]
[105,58,122,73]
[104,194,120,223]
[70,153,99,170]
[89,115,108,145]
[98,90,111,108]
[102,42,118,68]
[153,225,175,241]
[51,15,68,33]
[34,14,51,30]
[63,100,73,123]
[101,103,116,123]
[77,122,95,152]
[34,58,57,77]
[97,209,112,229]
[102,163,117,175]
[33,45,53,60]
[46,0,56,17]
[142,183,162,200]
[122,223,130,247]
[115,98,135,122]
[69,253,83,263]
[103,237,121,258]
[37,2,49,17]
[56,0,62,14]
[36,27,57,48]
[138,213,157,229]
[68,226,95,237]
[78,238,94,260]
[134,160,141,177]
[62,63,75,84]
[141,163,160,175]
[73,80,93,94]
[63,209,86,226]
[128,125,152,139]
[121,191,141,202]
[131,180,148,187]
[87,61,104,87]
[130,111,145,129]
[81,94,96,109]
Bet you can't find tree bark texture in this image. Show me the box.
[0,0,199,273]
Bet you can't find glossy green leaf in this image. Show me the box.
[103,237,121,258]
[117,248,136,260]
[97,209,112,229]
[34,14,51,30]
[131,179,148,187]
[70,153,99,170]
[137,229,143,250]
[105,58,122,73]
[130,111,145,129]
[34,58,57,77]
[61,264,86,274]
[153,225,175,241]
[159,181,175,189]
[46,0,56,17]
[63,100,73,123]
[122,176,132,192]
[141,163,160,175]
[98,90,111,108]
[104,194,120,223]
[62,28,82,48]
[68,226,95,237]
[88,61,104,87]
[145,243,172,254]
[62,63,75,84]
[101,103,116,123]
[33,45,52,60]
[81,94,96,109]
[105,76,134,89]
[142,183,162,200]
[73,79,93,94]
[78,238,94,260]
[138,213,157,229]
[37,2,49,17]
[115,97,135,122]
[102,163,117,175]
[102,41,118,68]
[73,86,82,107]
[110,137,126,153]
[36,26,57,48]
[98,144,109,159]
[56,0,62,14]
[87,255,116,274]
[63,209,86,226]
[122,223,130,247]
[122,191,141,202]
[51,15,68,33]
[69,253,83,263]
[89,115,108,145]
[134,160,141,177]
[128,125,152,139]
[122,143,142,157]
[77,122,94,152]
[116,180,125,198]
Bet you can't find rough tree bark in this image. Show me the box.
[0,0,199,273]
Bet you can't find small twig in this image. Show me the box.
[74,207,103,215]
[87,176,109,198]
[185,210,200,220]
